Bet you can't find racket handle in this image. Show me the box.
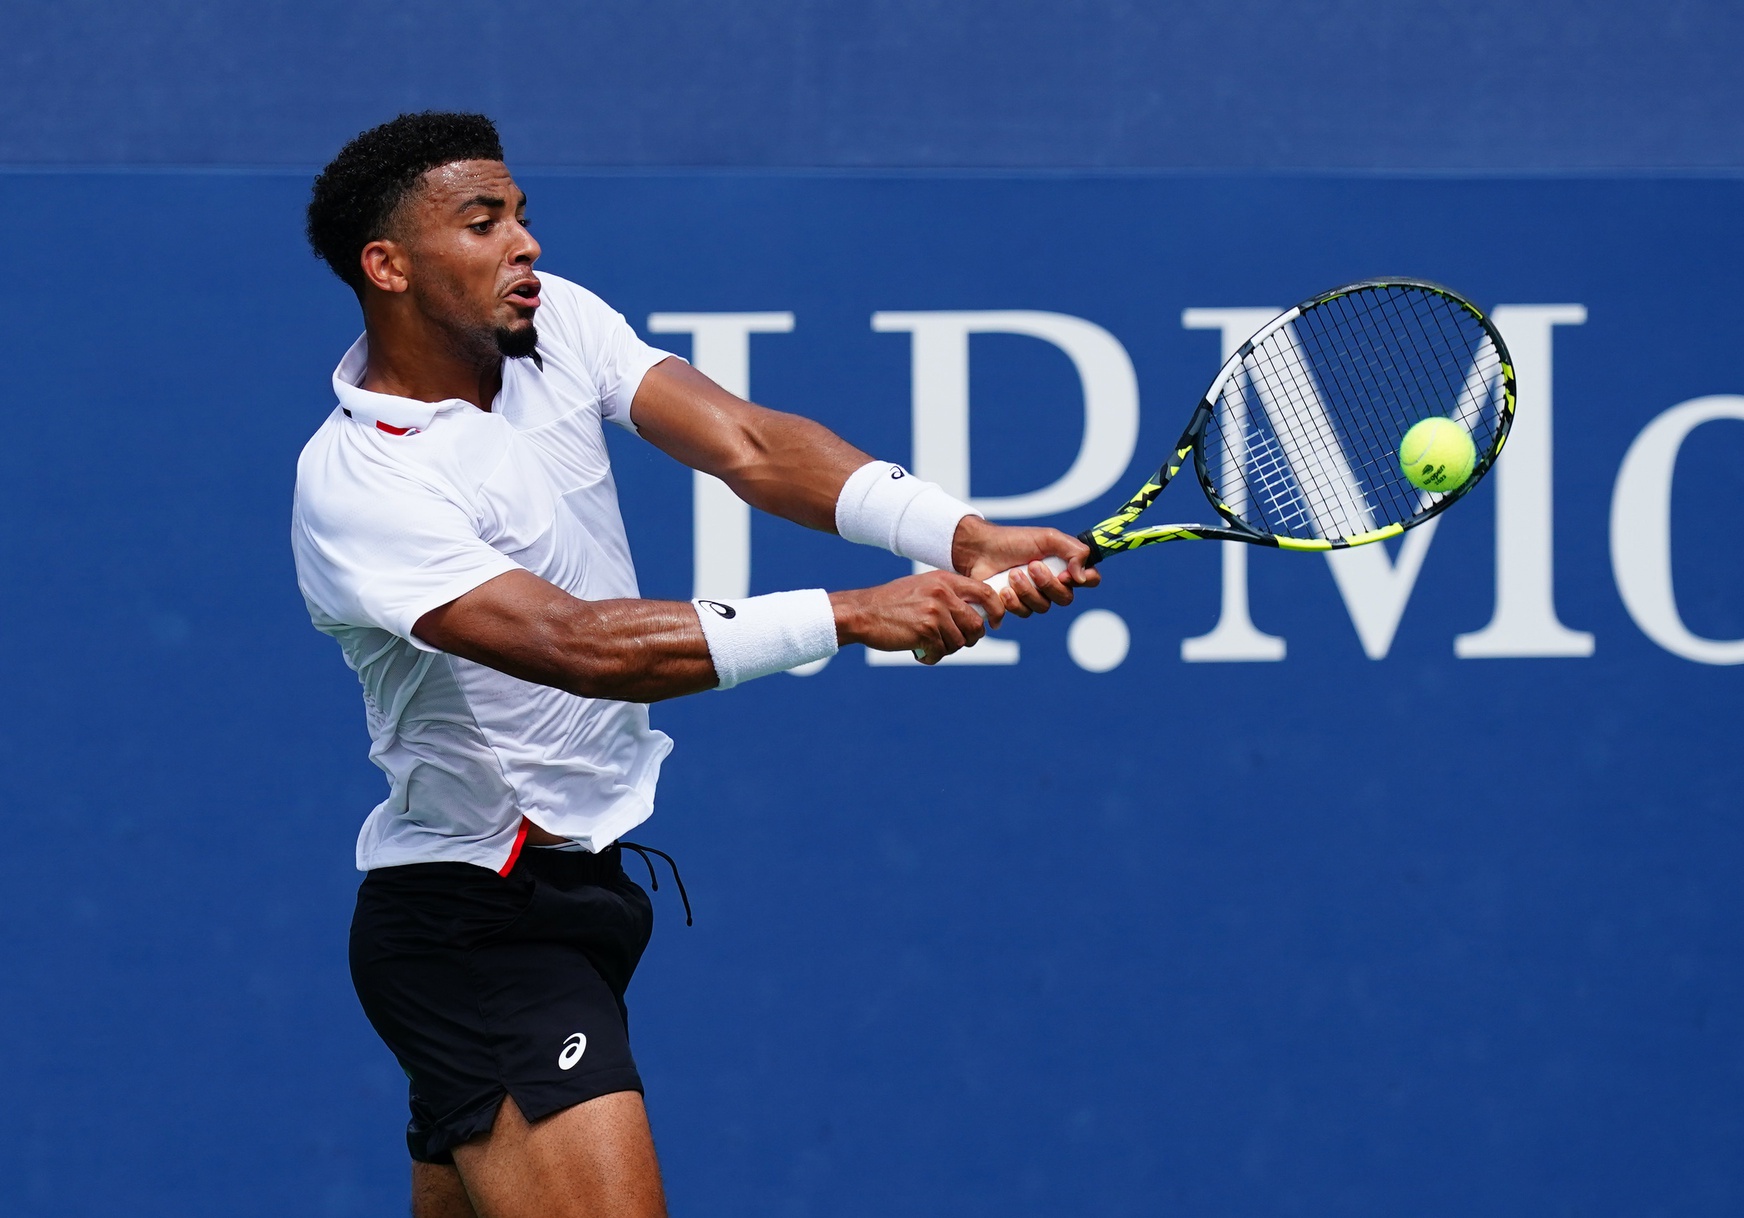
[977,554,1070,610]
[912,555,1070,660]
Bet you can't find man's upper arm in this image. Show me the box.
[412,568,570,663]
[294,466,521,652]
[624,356,764,474]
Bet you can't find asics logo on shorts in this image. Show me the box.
[558,1032,588,1070]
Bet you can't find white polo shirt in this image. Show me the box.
[291,273,679,873]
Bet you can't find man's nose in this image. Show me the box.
[512,222,540,263]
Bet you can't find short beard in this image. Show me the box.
[495,324,539,360]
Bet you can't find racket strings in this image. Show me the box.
[1205,284,1504,541]
[1219,339,1371,537]
[1301,290,1429,518]
[1240,409,1315,535]
[1336,287,1503,494]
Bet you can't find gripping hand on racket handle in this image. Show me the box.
[831,520,1099,665]
[951,518,1100,614]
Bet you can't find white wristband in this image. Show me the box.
[835,461,981,573]
[693,589,839,690]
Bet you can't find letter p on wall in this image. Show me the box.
[868,310,1140,666]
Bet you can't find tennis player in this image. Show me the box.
[291,112,1096,1218]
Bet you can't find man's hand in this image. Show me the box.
[830,571,1007,665]
[949,516,1101,617]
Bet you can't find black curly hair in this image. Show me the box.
[306,112,505,292]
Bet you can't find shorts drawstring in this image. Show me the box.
[619,841,693,926]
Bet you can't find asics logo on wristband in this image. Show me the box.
[698,599,737,619]
[836,459,975,573]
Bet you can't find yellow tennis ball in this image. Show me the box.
[1399,417,1477,493]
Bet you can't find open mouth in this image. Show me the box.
[505,278,542,310]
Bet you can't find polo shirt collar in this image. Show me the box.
[332,333,476,435]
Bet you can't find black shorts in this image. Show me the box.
[349,844,654,1163]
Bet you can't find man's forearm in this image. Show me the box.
[411,565,1022,700]
[715,409,872,530]
[630,358,870,532]
[416,574,721,703]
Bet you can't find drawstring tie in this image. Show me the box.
[619,842,693,926]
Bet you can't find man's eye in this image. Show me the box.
[470,220,493,233]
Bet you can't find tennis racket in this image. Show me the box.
[925,278,1514,656]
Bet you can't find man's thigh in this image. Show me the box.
[447,1091,666,1218]
[413,1161,478,1218]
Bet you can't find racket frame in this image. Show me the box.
[1078,277,1515,565]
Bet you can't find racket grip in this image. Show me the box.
[912,555,1070,660]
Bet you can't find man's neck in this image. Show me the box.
[360,318,503,411]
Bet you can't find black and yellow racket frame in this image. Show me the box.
[1078,278,1516,565]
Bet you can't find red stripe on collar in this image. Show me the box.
[342,408,421,437]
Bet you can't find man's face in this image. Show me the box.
[386,159,542,359]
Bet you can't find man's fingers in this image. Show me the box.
[893,561,1085,664]
[915,609,967,664]
[949,598,988,648]
[1028,559,1075,607]
[1035,529,1088,563]
[952,575,1006,629]
[1031,529,1099,590]
[948,593,990,649]
[1005,565,1051,615]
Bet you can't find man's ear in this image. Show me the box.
[359,239,411,294]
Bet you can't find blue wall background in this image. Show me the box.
[1,5,1741,1218]
[4,0,1744,169]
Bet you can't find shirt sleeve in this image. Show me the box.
[293,462,522,653]
[536,273,677,432]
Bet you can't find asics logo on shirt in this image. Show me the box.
[558,1032,588,1070]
